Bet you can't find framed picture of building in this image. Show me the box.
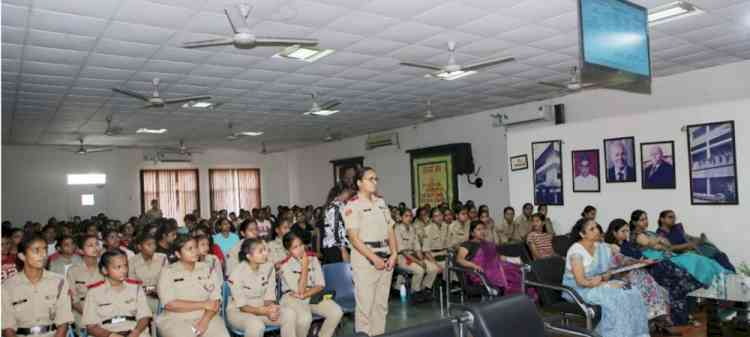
[532,140,563,205]
[686,121,738,205]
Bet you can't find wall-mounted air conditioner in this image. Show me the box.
[365,132,399,150]
[497,105,555,126]
[156,151,192,162]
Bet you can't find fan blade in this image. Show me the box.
[255,36,319,46]
[462,56,515,71]
[399,61,444,71]
[85,148,114,153]
[182,37,235,48]
[164,95,212,104]
[538,81,570,90]
[112,88,150,101]
[321,100,341,110]
[225,6,251,34]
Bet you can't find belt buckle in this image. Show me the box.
[30,326,42,335]
[111,316,125,324]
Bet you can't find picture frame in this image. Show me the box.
[510,154,528,171]
[603,136,637,183]
[532,140,563,205]
[640,141,676,189]
[330,157,364,188]
[571,149,601,192]
[686,121,738,205]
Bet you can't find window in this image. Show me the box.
[209,169,261,214]
[81,194,95,206]
[140,169,199,225]
[67,173,106,185]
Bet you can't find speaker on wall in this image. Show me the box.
[452,143,475,175]
[554,104,565,125]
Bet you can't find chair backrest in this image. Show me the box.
[463,294,546,337]
[497,242,532,263]
[380,318,456,337]
[527,256,566,306]
[552,235,573,257]
[221,281,230,318]
[322,262,355,302]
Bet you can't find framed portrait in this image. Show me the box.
[641,141,676,189]
[686,121,738,205]
[604,136,637,183]
[411,154,455,208]
[330,157,363,188]
[510,154,528,171]
[572,149,601,192]
[532,140,563,205]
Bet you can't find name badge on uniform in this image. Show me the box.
[111,316,127,324]
[173,278,184,282]
[363,208,372,213]
[75,281,86,285]
[12,299,27,306]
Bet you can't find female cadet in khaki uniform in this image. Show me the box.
[225,220,258,275]
[227,238,296,337]
[155,234,229,337]
[342,167,398,336]
[67,234,104,334]
[128,233,167,315]
[2,234,74,337]
[268,220,291,269]
[395,209,438,303]
[447,207,471,247]
[82,250,152,337]
[279,233,342,337]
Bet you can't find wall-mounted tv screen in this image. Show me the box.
[578,0,652,94]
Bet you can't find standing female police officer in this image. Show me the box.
[342,167,398,336]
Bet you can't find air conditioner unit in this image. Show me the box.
[499,105,555,126]
[157,151,192,162]
[365,132,399,150]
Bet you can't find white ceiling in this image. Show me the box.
[2,0,749,151]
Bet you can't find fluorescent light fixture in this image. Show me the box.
[136,128,167,134]
[67,174,106,185]
[307,109,339,117]
[431,70,477,81]
[239,131,264,136]
[649,1,702,25]
[81,194,95,206]
[273,45,335,62]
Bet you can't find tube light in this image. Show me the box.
[136,128,167,134]
[649,1,702,25]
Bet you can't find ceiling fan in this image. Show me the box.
[538,66,599,91]
[423,99,435,120]
[303,93,341,116]
[160,139,202,155]
[181,3,319,50]
[104,116,124,136]
[400,41,515,80]
[112,78,211,108]
[58,138,113,155]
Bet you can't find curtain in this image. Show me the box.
[141,169,199,225]
[210,169,261,214]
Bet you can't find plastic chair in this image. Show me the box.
[321,262,356,313]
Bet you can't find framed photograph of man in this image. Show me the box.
[572,149,601,192]
[330,156,364,189]
[686,121,738,205]
[532,140,563,205]
[604,136,637,183]
[641,141,676,189]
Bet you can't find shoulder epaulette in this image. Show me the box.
[349,195,359,202]
[125,278,142,285]
[87,280,106,289]
[279,255,292,266]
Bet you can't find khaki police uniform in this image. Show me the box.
[342,195,394,336]
[483,219,498,244]
[82,279,152,337]
[225,239,247,276]
[66,260,104,334]
[268,238,288,267]
[511,215,532,242]
[48,255,81,276]
[395,223,438,293]
[543,218,556,236]
[423,222,449,268]
[412,219,428,247]
[2,270,74,337]
[447,221,469,248]
[155,261,229,337]
[279,255,342,337]
[128,253,167,315]
[227,262,296,337]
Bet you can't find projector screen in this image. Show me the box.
[578,0,652,93]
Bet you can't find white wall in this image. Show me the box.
[1,146,290,224]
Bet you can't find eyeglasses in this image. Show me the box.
[364,177,379,182]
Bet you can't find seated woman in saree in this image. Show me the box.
[455,220,537,300]
[563,218,650,337]
[656,210,735,272]
[629,210,728,287]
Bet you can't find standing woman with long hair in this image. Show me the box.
[2,234,74,337]
[320,183,353,264]
[343,167,398,336]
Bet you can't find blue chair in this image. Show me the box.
[222,281,280,336]
[322,262,355,314]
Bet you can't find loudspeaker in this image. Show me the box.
[554,104,565,125]
[453,143,475,175]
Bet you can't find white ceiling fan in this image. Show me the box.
[423,99,435,120]
[538,66,599,91]
[58,138,113,155]
[112,78,211,108]
[303,93,341,116]
[104,116,124,136]
[181,3,319,50]
[400,41,515,80]
[159,139,203,155]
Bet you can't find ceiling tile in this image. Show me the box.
[34,0,120,19]
[327,11,399,35]
[29,9,108,36]
[497,25,560,43]
[413,2,488,28]
[360,0,446,19]
[114,0,196,29]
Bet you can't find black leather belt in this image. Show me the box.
[364,240,387,248]
[16,325,56,335]
[102,316,136,325]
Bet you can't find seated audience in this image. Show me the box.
[213,217,240,258]
[656,210,735,272]
[226,220,259,275]
[48,234,81,275]
[129,232,167,315]
[511,203,534,242]
[581,205,597,221]
[422,208,450,271]
[395,209,439,303]
[526,213,556,260]
[448,207,471,247]
[67,234,105,335]
[537,204,556,235]
[269,220,292,268]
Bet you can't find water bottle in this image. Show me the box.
[399,284,407,303]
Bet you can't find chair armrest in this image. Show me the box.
[523,280,597,329]
[449,266,499,297]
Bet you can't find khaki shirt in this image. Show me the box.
[225,239,245,276]
[49,255,81,276]
[395,223,421,254]
[267,238,287,266]
[447,221,469,247]
[2,271,74,331]
[511,215,533,242]
[422,222,449,254]
[157,261,221,320]
[128,253,167,290]
[543,219,556,236]
[66,260,104,305]
[413,219,429,245]
[82,279,152,331]
[227,262,276,310]
[279,256,325,304]
[342,195,394,254]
